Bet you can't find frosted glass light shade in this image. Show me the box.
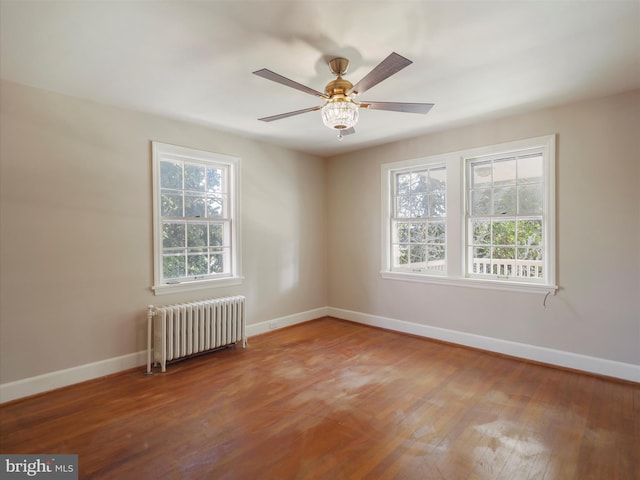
[321,99,359,130]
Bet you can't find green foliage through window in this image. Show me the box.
[468,152,544,279]
[158,157,231,282]
[392,165,446,272]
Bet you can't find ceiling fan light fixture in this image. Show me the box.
[254,52,433,135]
[321,96,359,130]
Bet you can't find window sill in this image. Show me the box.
[380,271,557,295]
[152,276,243,296]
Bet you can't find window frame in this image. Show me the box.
[389,163,448,276]
[381,135,557,294]
[151,141,242,295]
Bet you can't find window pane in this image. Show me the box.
[209,252,224,273]
[492,219,515,246]
[471,247,491,274]
[393,245,409,266]
[492,247,515,276]
[492,157,517,185]
[395,222,410,243]
[470,160,492,188]
[518,154,543,183]
[209,224,224,246]
[207,167,223,193]
[160,161,182,189]
[516,255,543,278]
[396,173,411,195]
[207,195,224,218]
[163,254,185,279]
[185,195,206,217]
[493,186,516,215]
[396,196,411,218]
[428,193,446,217]
[471,189,492,215]
[427,221,446,243]
[471,219,491,245]
[410,222,426,243]
[187,223,207,247]
[428,245,445,263]
[184,164,206,191]
[412,171,428,193]
[517,219,542,246]
[161,192,183,217]
[429,167,446,192]
[412,195,428,218]
[518,184,543,215]
[410,244,426,264]
[187,254,208,276]
[162,222,185,249]
[517,246,543,261]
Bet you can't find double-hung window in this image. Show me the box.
[152,141,241,294]
[391,165,447,274]
[467,149,546,282]
[382,135,556,293]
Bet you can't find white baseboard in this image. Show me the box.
[327,307,640,383]
[3,305,637,403]
[246,307,328,337]
[0,350,148,404]
[0,307,329,404]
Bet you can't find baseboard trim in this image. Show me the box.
[0,350,148,404]
[0,307,329,403]
[327,307,639,383]
[246,307,329,337]
[3,305,636,403]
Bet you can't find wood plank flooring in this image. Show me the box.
[1,317,638,479]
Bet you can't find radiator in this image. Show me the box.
[146,296,246,373]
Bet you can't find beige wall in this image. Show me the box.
[327,90,640,366]
[0,80,327,384]
[1,80,638,389]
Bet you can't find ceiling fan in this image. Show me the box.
[253,52,434,139]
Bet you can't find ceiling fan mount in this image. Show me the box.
[253,52,434,138]
[324,57,357,100]
[328,57,350,76]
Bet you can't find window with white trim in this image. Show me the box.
[382,135,556,294]
[152,141,241,295]
[391,165,447,274]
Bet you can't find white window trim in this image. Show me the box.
[381,135,557,295]
[151,141,242,295]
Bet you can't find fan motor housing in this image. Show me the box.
[324,77,353,97]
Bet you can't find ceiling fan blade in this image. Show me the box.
[347,52,413,96]
[258,106,322,122]
[253,69,329,99]
[359,101,434,114]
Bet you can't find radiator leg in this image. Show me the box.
[145,305,154,375]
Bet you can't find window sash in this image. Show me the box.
[152,142,240,294]
[464,149,546,283]
[390,164,446,274]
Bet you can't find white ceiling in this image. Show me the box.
[1,1,639,157]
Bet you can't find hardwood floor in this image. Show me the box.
[1,318,638,479]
